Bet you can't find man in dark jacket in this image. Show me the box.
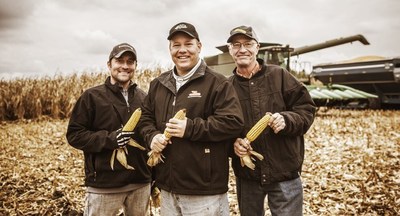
[66,43,151,215]
[139,22,244,216]
[227,25,316,216]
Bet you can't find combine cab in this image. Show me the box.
[204,34,379,108]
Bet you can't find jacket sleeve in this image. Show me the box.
[66,92,119,153]
[184,80,244,142]
[137,81,162,148]
[279,71,316,136]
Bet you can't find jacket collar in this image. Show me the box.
[233,58,266,81]
[157,59,207,93]
[105,76,137,93]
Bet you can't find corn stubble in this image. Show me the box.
[1,108,399,215]
[147,109,186,167]
[110,108,144,170]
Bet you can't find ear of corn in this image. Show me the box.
[245,113,271,142]
[123,108,142,131]
[240,113,271,170]
[162,108,186,140]
[147,108,186,167]
[110,108,142,170]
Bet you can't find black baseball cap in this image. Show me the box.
[109,43,137,61]
[227,25,259,43]
[167,22,200,41]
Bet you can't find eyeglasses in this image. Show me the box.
[230,42,256,49]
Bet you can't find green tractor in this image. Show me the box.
[204,34,379,108]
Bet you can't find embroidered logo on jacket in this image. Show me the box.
[188,90,201,98]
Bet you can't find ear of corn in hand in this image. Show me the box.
[245,113,271,142]
[241,113,271,170]
[123,108,142,131]
[162,109,186,140]
[147,109,186,167]
[110,108,143,170]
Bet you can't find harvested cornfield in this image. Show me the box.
[0,109,399,215]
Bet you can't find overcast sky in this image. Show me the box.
[1,0,399,79]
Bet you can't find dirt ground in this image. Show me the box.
[1,109,399,215]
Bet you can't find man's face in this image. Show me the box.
[169,32,202,75]
[108,52,136,86]
[228,35,259,67]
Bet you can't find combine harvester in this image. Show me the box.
[311,56,400,109]
[204,34,379,108]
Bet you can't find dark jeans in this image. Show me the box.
[236,177,303,216]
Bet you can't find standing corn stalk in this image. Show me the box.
[110,108,145,170]
[240,113,271,170]
[147,109,186,167]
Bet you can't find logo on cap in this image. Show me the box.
[175,24,188,30]
[233,28,247,34]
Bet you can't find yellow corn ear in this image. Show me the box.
[147,109,186,167]
[240,113,271,170]
[110,108,141,171]
[245,113,271,142]
[122,108,142,131]
[163,108,186,140]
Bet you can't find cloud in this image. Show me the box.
[0,0,35,29]
[0,0,399,78]
[74,30,117,55]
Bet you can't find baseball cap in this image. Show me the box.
[227,25,259,43]
[109,43,137,61]
[167,22,200,41]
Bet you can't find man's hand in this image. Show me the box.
[150,134,169,153]
[268,113,286,134]
[165,117,187,138]
[116,127,135,148]
[234,138,252,157]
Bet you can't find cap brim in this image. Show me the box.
[114,50,136,59]
[227,33,256,43]
[167,30,197,40]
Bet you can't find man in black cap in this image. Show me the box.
[67,43,151,215]
[139,22,244,215]
[227,25,316,216]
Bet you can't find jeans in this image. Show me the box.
[236,177,303,216]
[84,183,151,216]
[160,190,229,216]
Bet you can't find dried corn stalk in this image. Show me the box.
[147,109,186,167]
[240,113,271,170]
[110,108,144,170]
